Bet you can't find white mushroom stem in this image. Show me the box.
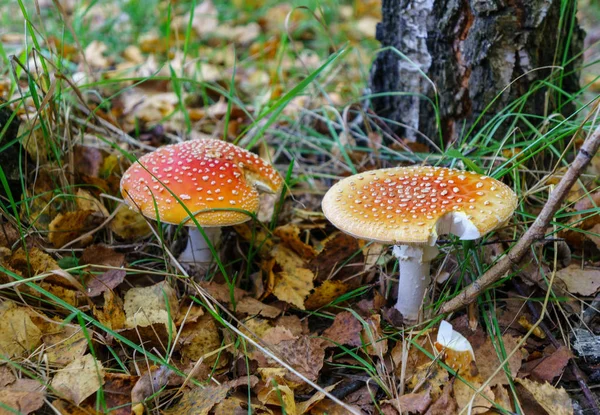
[178,227,221,265]
[393,212,482,323]
[392,244,439,322]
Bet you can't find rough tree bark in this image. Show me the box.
[370,0,584,144]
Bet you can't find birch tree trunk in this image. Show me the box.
[370,0,584,145]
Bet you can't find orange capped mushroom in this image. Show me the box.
[322,166,517,322]
[121,138,282,267]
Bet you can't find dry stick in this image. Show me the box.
[514,281,600,415]
[442,123,600,314]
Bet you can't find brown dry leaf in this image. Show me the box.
[179,314,223,367]
[236,296,282,318]
[362,314,388,356]
[475,335,525,386]
[85,269,126,297]
[48,210,94,248]
[296,382,339,414]
[309,231,360,282]
[234,223,274,256]
[39,282,86,307]
[305,280,349,310]
[392,334,436,384]
[109,205,152,240]
[90,372,138,415]
[93,290,126,330]
[255,327,325,384]
[165,376,256,415]
[556,265,600,296]
[310,399,361,415]
[81,244,127,297]
[0,300,42,358]
[424,382,457,415]
[0,378,45,415]
[274,224,317,259]
[51,354,105,405]
[520,346,572,383]
[76,189,109,218]
[515,378,573,415]
[517,315,546,339]
[321,311,362,348]
[131,365,173,406]
[84,40,109,68]
[42,323,88,365]
[453,380,494,414]
[490,384,513,413]
[383,389,432,414]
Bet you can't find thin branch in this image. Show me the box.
[441,121,600,314]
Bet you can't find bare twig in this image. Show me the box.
[441,122,600,314]
[514,281,600,415]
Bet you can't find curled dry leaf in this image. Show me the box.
[424,381,457,415]
[0,300,42,358]
[515,377,573,415]
[81,244,127,297]
[0,378,45,415]
[520,345,572,383]
[274,224,317,259]
[51,354,105,405]
[93,290,126,330]
[76,189,109,217]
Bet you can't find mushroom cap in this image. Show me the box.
[435,320,476,378]
[322,166,517,245]
[120,139,282,227]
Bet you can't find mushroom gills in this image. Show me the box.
[434,211,481,242]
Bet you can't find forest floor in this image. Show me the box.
[1,0,600,414]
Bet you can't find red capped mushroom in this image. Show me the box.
[322,166,517,322]
[121,138,282,269]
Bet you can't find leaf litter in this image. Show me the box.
[0,0,597,413]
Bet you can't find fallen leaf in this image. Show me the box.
[81,244,125,268]
[382,389,432,414]
[556,265,600,296]
[0,300,42,358]
[491,384,514,413]
[274,224,317,259]
[51,354,105,405]
[85,269,126,297]
[10,246,59,277]
[123,281,178,329]
[424,382,457,414]
[179,314,223,367]
[408,363,449,400]
[520,346,572,383]
[236,296,282,318]
[165,376,257,415]
[109,205,152,240]
[89,373,138,415]
[256,382,296,414]
[42,323,88,365]
[0,378,45,415]
[93,290,126,330]
[321,311,363,347]
[515,377,573,415]
[272,269,314,310]
[48,210,95,248]
[517,315,546,339]
[362,314,388,356]
[453,380,494,414]
[81,243,127,296]
[131,365,173,406]
[84,40,109,68]
[76,189,109,217]
[475,335,525,386]
[296,382,339,414]
[305,280,349,310]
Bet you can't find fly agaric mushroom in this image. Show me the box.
[322,166,517,322]
[120,138,282,269]
[435,320,475,378]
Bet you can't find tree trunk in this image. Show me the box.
[370,0,584,145]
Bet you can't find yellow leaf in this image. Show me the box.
[109,205,152,240]
[51,354,105,405]
[272,269,314,310]
[179,314,223,367]
[305,280,349,310]
[516,378,573,415]
[453,379,495,414]
[48,210,94,248]
[257,382,296,415]
[76,189,109,217]
[0,300,42,358]
[123,281,178,331]
[42,324,88,365]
